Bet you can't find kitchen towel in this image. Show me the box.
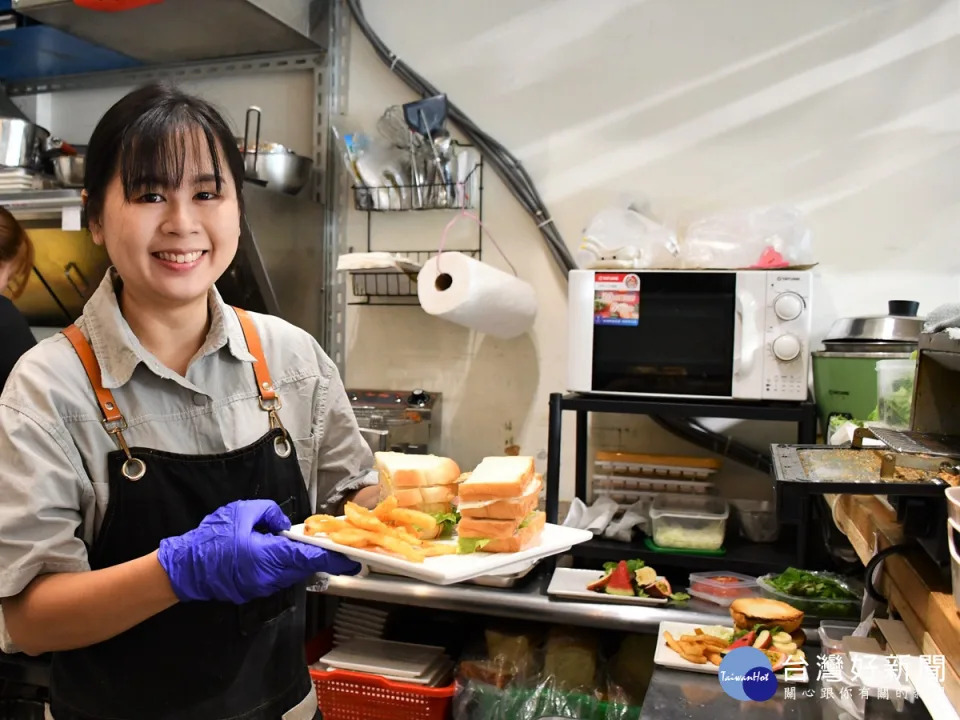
[417,251,537,338]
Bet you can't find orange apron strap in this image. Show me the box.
[232,307,277,403]
[62,324,124,424]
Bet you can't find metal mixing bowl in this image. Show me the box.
[242,150,314,196]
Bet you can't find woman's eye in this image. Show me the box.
[195,191,219,201]
[137,193,163,203]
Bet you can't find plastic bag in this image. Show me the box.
[680,205,814,269]
[578,201,680,270]
[453,625,642,720]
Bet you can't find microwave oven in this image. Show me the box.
[567,269,812,401]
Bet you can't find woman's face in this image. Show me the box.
[90,131,241,309]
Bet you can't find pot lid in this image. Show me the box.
[824,300,923,345]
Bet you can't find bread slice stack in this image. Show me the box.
[456,456,545,553]
[374,451,462,538]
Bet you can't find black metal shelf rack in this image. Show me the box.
[544,392,819,570]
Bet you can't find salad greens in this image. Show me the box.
[603,559,645,573]
[768,568,859,600]
[431,511,460,538]
[457,537,491,554]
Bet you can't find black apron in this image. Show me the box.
[49,308,318,720]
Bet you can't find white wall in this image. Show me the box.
[342,0,960,502]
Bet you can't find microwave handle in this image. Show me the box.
[735,291,761,376]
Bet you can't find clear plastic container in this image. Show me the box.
[818,621,858,655]
[649,495,729,550]
[688,571,758,606]
[757,573,862,618]
[875,358,916,430]
[731,499,780,543]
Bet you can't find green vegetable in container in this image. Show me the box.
[768,568,859,601]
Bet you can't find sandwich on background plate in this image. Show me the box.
[374,451,462,538]
[456,456,545,553]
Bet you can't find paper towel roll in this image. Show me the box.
[417,252,537,338]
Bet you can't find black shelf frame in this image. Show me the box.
[545,392,819,570]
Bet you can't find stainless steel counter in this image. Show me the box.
[320,567,738,633]
[641,667,932,720]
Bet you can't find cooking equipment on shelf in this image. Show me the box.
[813,300,922,431]
[52,145,87,187]
[567,269,813,401]
[0,117,73,172]
[240,106,313,196]
[822,300,923,352]
[346,388,441,455]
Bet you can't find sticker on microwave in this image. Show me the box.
[594,273,640,326]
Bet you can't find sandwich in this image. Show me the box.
[374,451,462,538]
[456,455,545,553]
[728,597,806,664]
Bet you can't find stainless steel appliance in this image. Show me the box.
[347,388,442,455]
[567,269,813,401]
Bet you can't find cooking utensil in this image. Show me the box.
[0,118,69,170]
[240,106,314,196]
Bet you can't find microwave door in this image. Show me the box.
[586,272,737,397]
[731,271,765,400]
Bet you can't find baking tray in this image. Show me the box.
[772,444,952,496]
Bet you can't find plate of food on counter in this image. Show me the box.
[653,597,810,683]
[547,559,690,606]
[284,452,593,585]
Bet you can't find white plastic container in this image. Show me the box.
[875,358,916,429]
[649,495,729,550]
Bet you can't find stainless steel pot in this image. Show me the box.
[0,118,47,169]
[53,154,85,187]
[240,106,313,196]
[0,117,74,172]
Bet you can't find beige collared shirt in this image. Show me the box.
[0,269,376,662]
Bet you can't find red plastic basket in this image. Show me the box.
[310,667,454,720]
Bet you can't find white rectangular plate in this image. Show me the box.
[653,621,809,684]
[546,567,669,606]
[283,522,592,585]
[319,638,444,678]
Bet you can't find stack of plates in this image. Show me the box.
[332,601,389,646]
[316,638,454,687]
[0,168,51,191]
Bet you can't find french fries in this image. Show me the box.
[302,499,455,563]
[664,630,730,665]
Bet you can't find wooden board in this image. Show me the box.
[832,494,960,713]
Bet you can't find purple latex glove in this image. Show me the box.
[157,499,361,604]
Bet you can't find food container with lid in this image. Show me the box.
[875,358,917,430]
[649,495,728,551]
[688,571,758,606]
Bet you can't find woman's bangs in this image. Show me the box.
[119,111,226,197]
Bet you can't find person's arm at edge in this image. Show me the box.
[2,552,178,656]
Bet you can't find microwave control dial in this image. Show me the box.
[773,292,805,321]
[772,334,802,362]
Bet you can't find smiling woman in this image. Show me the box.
[0,82,378,720]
